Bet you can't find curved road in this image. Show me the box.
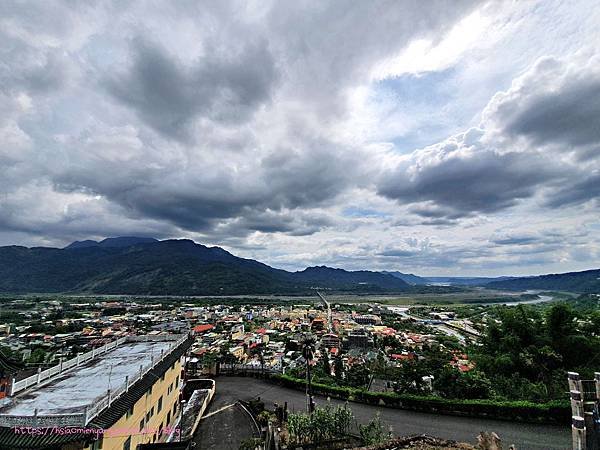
[206,377,570,450]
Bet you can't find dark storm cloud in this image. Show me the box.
[105,38,278,141]
[544,172,600,208]
[492,236,539,246]
[378,53,600,219]
[486,56,600,155]
[378,249,418,257]
[378,146,558,217]
[213,210,334,238]
[0,0,483,244]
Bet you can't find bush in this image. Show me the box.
[286,404,354,446]
[272,374,569,423]
[359,413,388,445]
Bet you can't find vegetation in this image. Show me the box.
[358,413,388,446]
[272,374,569,423]
[0,239,418,295]
[486,269,600,293]
[473,302,600,401]
[286,404,355,446]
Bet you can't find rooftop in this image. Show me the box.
[1,340,171,416]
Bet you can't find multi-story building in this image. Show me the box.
[352,314,381,326]
[344,329,374,349]
[320,333,341,349]
[0,334,193,450]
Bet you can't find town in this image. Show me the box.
[1,292,599,449]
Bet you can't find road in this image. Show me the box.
[208,377,570,450]
[192,386,259,450]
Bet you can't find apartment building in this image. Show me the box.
[0,334,193,450]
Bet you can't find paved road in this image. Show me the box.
[192,387,259,450]
[212,377,571,450]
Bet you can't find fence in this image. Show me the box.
[568,371,600,450]
[0,334,188,428]
[83,334,187,424]
[10,336,128,396]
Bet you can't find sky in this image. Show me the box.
[0,0,599,276]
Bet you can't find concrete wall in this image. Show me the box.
[83,356,184,450]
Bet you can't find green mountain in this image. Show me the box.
[485,269,600,293]
[383,271,429,285]
[0,238,410,295]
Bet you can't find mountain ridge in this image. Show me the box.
[0,238,410,295]
[2,237,597,295]
[485,269,600,293]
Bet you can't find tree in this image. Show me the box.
[27,348,47,365]
[301,335,316,413]
[346,364,370,388]
[433,367,493,399]
[321,354,331,377]
[334,357,344,382]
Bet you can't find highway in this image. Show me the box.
[205,377,570,450]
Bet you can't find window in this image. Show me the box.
[157,395,163,413]
[123,437,131,450]
[139,419,145,432]
[150,406,154,417]
[167,383,173,394]
[171,362,175,370]
[160,373,165,382]
[173,402,177,416]
[146,411,151,423]
[175,375,179,386]
[147,385,153,396]
[126,405,134,418]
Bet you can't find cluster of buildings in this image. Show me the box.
[182,303,472,381]
[0,296,478,449]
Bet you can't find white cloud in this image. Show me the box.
[0,0,598,276]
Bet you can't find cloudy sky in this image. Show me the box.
[1,0,599,276]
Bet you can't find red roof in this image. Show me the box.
[330,347,339,355]
[391,353,415,361]
[256,328,267,334]
[193,324,214,333]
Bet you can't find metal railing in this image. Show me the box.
[83,334,187,424]
[1,334,188,428]
[10,337,128,396]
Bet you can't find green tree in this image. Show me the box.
[301,335,316,412]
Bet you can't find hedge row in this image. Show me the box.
[269,374,570,424]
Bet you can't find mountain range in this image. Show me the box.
[484,269,600,293]
[0,237,597,295]
[0,237,412,295]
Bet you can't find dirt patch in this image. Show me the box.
[355,435,476,450]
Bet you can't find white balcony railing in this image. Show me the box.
[1,334,188,428]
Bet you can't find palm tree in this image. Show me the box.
[301,335,316,413]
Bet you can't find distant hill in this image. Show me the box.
[0,238,411,295]
[425,276,518,286]
[295,266,410,290]
[64,236,159,249]
[485,269,600,293]
[383,271,429,285]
